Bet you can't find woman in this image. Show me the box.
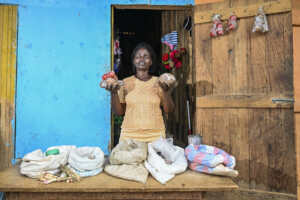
[104,42,175,142]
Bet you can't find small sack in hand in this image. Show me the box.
[100,71,123,89]
[158,73,177,90]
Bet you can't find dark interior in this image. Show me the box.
[114,9,163,80]
[113,9,165,145]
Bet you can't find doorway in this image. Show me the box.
[112,6,193,147]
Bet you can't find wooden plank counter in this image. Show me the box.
[0,167,238,200]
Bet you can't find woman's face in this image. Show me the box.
[133,48,152,71]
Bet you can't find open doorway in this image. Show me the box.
[112,6,193,147]
[112,9,164,146]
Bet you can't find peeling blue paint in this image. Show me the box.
[0,0,194,159]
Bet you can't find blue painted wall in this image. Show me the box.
[0,0,193,158]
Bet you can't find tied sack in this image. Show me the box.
[109,139,147,164]
[68,146,105,177]
[144,138,187,184]
[20,145,75,178]
[105,139,148,184]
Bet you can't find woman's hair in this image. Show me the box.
[131,42,157,75]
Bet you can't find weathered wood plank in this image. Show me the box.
[6,192,203,200]
[0,167,238,192]
[295,114,300,184]
[293,27,300,111]
[0,5,17,171]
[292,0,300,25]
[195,0,291,24]
[204,188,297,200]
[196,95,293,108]
[249,109,296,193]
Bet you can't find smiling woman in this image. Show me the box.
[101,42,177,142]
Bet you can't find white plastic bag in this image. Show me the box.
[20,145,75,178]
[252,7,269,33]
[68,146,105,171]
[145,142,187,184]
[151,137,181,163]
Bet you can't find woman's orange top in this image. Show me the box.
[118,76,165,142]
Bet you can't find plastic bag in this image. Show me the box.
[151,137,180,163]
[210,14,224,37]
[185,144,236,168]
[189,163,238,177]
[109,139,147,165]
[185,144,238,177]
[68,146,105,171]
[227,14,238,31]
[145,141,187,184]
[252,7,269,33]
[20,145,76,178]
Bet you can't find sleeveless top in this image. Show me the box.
[118,76,165,142]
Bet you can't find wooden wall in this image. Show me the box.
[161,8,194,146]
[292,0,300,198]
[194,0,296,197]
[0,5,17,171]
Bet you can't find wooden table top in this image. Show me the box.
[0,166,238,193]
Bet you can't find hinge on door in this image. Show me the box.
[272,98,294,103]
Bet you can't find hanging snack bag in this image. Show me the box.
[252,7,269,33]
[227,14,238,31]
[210,14,224,37]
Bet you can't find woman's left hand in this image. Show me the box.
[158,73,177,93]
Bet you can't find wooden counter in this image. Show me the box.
[0,167,238,200]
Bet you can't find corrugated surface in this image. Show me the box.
[0,5,17,170]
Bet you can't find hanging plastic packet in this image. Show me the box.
[210,14,224,37]
[252,6,269,33]
[227,13,238,32]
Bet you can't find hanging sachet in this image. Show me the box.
[210,14,224,37]
[226,13,238,32]
[252,6,269,33]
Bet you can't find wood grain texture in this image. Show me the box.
[196,95,293,108]
[194,0,295,194]
[161,9,193,144]
[0,167,238,192]
[294,27,300,111]
[0,5,17,171]
[5,192,203,200]
[195,0,291,24]
[204,188,297,200]
[292,0,300,25]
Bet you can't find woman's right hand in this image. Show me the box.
[100,78,121,93]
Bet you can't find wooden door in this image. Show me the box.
[161,7,194,145]
[292,0,300,197]
[194,0,296,198]
[0,5,18,170]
